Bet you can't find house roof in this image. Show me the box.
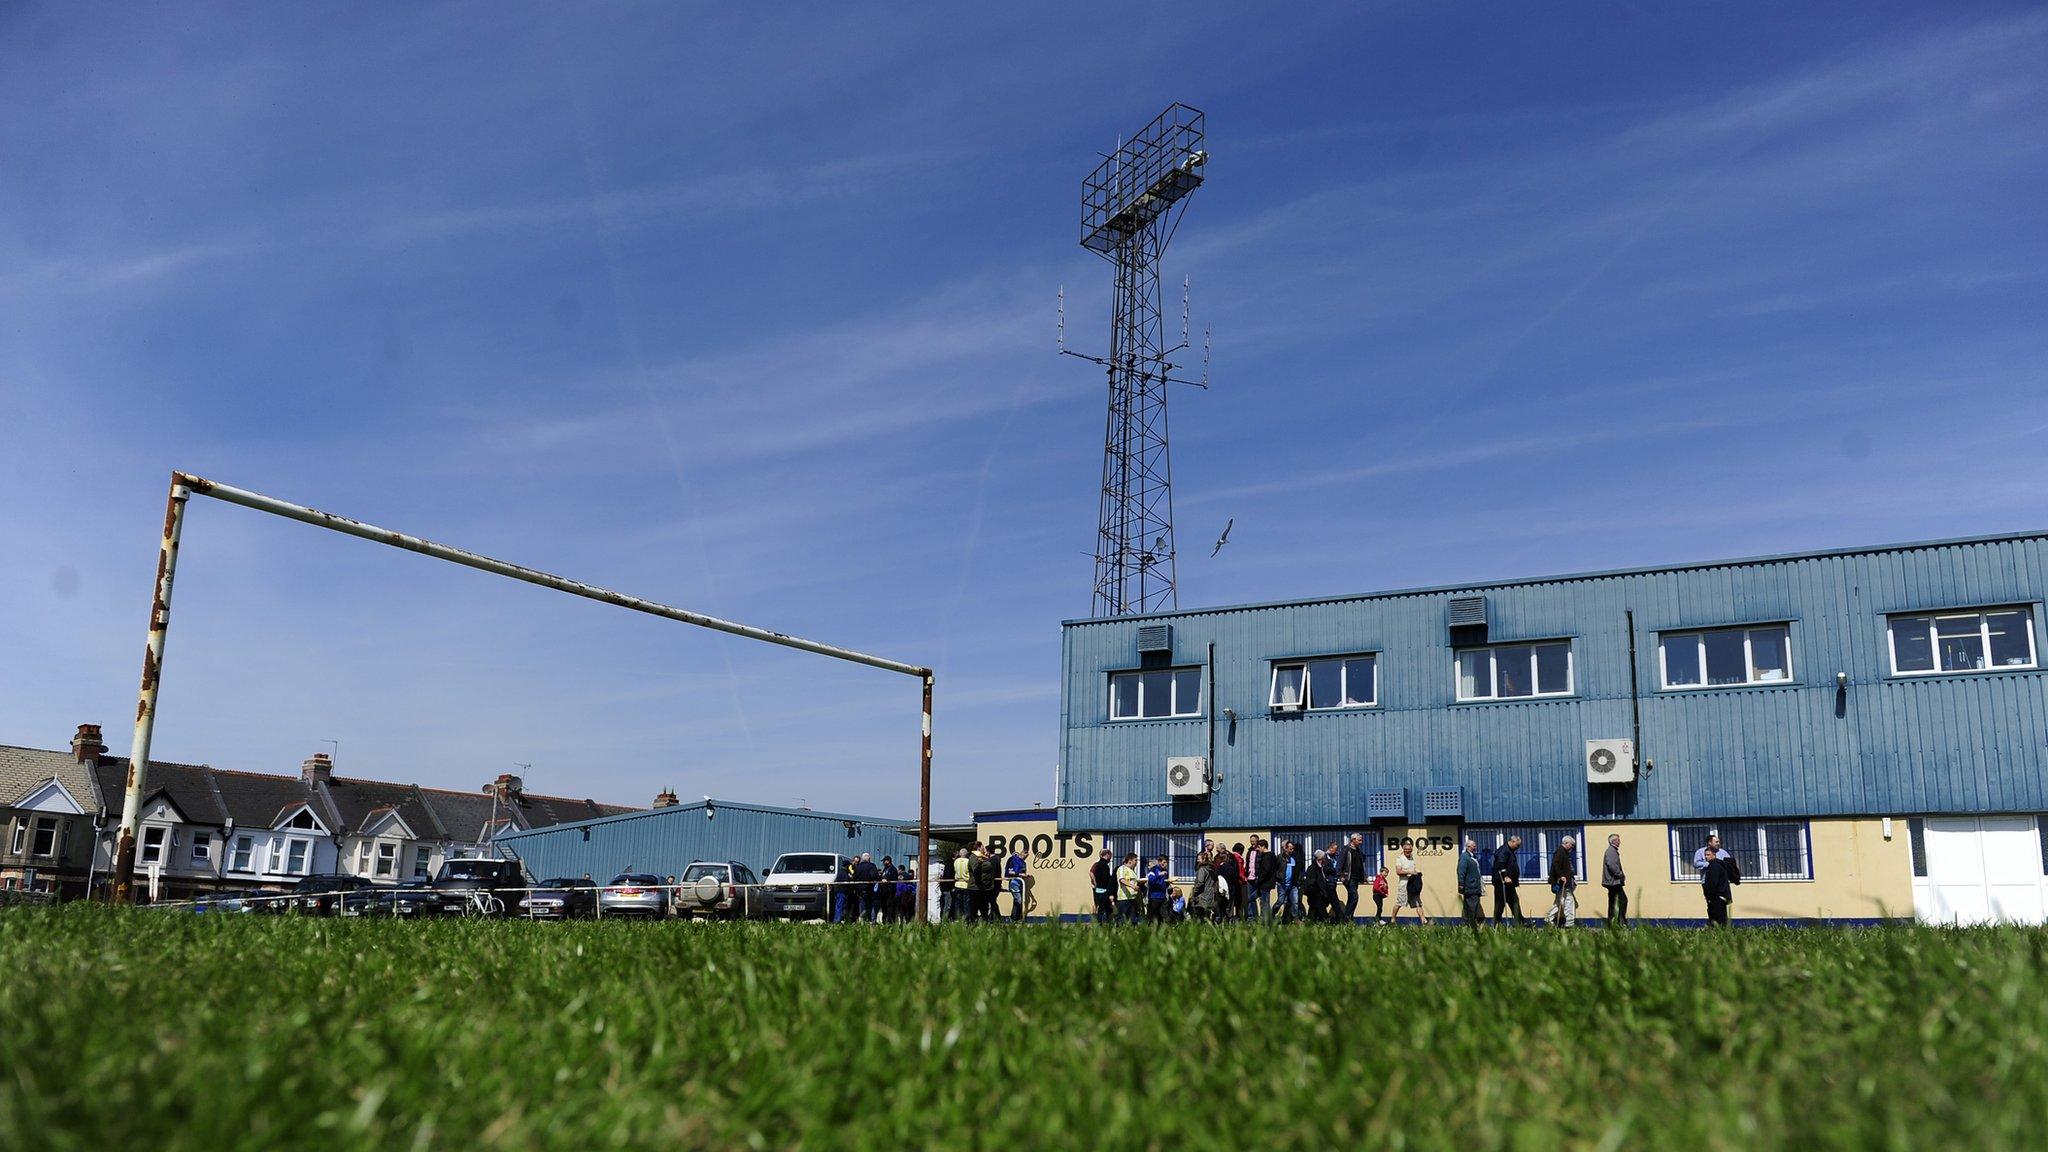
[92,757,230,826]
[0,744,102,813]
[5,737,639,843]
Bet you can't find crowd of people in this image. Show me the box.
[825,830,1746,926]
[1083,832,1743,927]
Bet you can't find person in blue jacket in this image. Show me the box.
[1144,855,1172,924]
[1004,844,1029,922]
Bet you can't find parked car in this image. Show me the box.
[288,874,375,916]
[431,858,526,916]
[519,877,598,920]
[597,872,670,919]
[191,888,263,914]
[369,879,441,918]
[675,861,764,920]
[760,852,846,921]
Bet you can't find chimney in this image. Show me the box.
[72,724,107,764]
[491,772,524,803]
[653,788,678,808]
[301,753,333,785]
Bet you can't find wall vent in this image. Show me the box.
[1367,789,1406,820]
[1422,787,1464,818]
[1136,623,1173,654]
[1447,596,1487,628]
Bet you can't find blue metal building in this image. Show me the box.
[1052,531,2048,924]
[495,798,918,883]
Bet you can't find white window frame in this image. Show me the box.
[1658,624,1794,690]
[374,841,398,878]
[1887,606,2037,677]
[230,835,254,872]
[8,820,24,855]
[284,837,311,876]
[140,825,167,864]
[412,850,432,880]
[1666,821,1813,882]
[190,832,212,863]
[1454,640,1574,702]
[1108,667,1203,720]
[1269,654,1378,711]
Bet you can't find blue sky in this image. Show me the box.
[2,3,2043,821]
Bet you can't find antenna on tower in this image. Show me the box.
[1061,102,1209,617]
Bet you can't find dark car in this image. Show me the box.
[369,879,441,918]
[288,874,376,916]
[431,858,526,916]
[518,877,598,920]
[675,861,764,921]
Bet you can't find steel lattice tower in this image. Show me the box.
[1069,103,1207,617]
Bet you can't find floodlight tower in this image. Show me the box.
[1066,103,1208,617]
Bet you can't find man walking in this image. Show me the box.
[832,857,857,924]
[1546,835,1578,928]
[852,853,880,923]
[1457,837,1484,928]
[972,843,1001,922]
[1338,833,1368,923]
[1004,842,1029,922]
[1090,848,1116,924]
[1702,846,1735,926]
[1115,852,1143,923]
[1247,838,1277,922]
[1601,833,1628,927]
[1144,854,1172,924]
[1491,835,1527,925]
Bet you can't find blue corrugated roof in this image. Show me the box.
[1062,529,2048,626]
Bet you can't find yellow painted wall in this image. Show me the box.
[976,816,1916,922]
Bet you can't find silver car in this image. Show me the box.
[597,872,670,918]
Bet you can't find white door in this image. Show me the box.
[1980,816,2046,925]
[1921,817,2046,926]
[1924,819,1991,925]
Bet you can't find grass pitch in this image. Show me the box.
[2,908,2044,1150]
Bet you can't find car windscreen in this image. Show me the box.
[437,862,508,882]
[772,854,836,875]
[681,864,728,881]
[540,878,585,889]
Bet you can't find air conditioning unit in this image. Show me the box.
[1585,739,1636,784]
[1165,756,1211,797]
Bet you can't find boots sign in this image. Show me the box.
[983,831,1096,871]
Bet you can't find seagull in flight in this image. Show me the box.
[1211,518,1234,557]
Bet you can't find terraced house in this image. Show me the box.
[0,725,640,902]
[1026,531,2048,925]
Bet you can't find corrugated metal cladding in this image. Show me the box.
[494,800,917,881]
[1058,533,2048,832]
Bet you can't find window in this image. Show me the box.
[190,832,212,863]
[231,836,254,872]
[2038,817,2048,877]
[1463,826,1586,883]
[1109,667,1203,719]
[1100,832,1202,879]
[1889,607,2037,676]
[413,851,432,880]
[354,841,372,872]
[1660,624,1792,689]
[286,809,320,830]
[1456,641,1572,701]
[1270,829,1382,876]
[374,842,398,878]
[284,838,311,875]
[140,826,166,864]
[8,820,23,855]
[1668,821,1811,881]
[1908,818,1927,878]
[1270,655,1377,710]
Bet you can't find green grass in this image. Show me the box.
[2,908,2045,1150]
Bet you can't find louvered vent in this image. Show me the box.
[1447,596,1487,628]
[1367,789,1407,820]
[1136,623,1173,654]
[1422,787,1463,818]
